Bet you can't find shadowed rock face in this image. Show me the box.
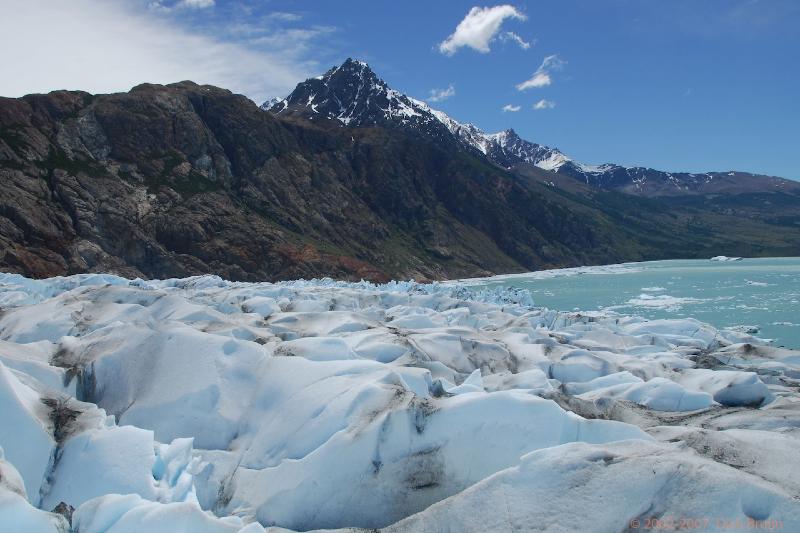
[1,80,799,282]
[0,81,624,281]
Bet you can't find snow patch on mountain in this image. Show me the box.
[265,59,800,196]
[267,58,592,174]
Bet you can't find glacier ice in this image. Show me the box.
[0,272,798,532]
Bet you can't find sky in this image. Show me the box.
[1,0,798,180]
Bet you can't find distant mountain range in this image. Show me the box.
[267,58,800,198]
[0,59,798,282]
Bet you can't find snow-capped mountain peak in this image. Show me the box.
[266,60,574,171]
[265,58,583,175]
[268,58,442,130]
[265,59,799,196]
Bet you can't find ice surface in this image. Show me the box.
[0,449,68,532]
[0,362,57,505]
[382,440,800,533]
[0,272,798,531]
[72,494,247,533]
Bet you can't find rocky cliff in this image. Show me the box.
[2,80,799,282]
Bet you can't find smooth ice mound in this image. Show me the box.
[0,272,798,532]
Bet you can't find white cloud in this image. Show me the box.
[178,0,214,8]
[149,0,214,11]
[501,31,531,50]
[517,71,551,89]
[502,104,521,112]
[516,54,566,90]
[428,84,456,102]
[439,5,526,55]
[248,26,337,53]
[264,12,303,22]
[533,99,556,110]
[0,0,328,104]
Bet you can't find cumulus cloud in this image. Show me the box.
[533,99,556,110]
[428,84,456,102]
[516,54,566,90]
[502,104,521,112]
[501,31,531,50]
[0,0,329,103]
[439,5,526,55]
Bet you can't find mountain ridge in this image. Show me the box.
[0,81,653,281]
[0,69,799,282]
[267,58,800,197]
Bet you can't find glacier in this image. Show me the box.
[0,272,798,532]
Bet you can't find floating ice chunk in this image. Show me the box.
[623,293,706,311]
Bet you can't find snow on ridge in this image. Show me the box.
[267,58,607,173]
[0,271,798,531]
[535,150,571,171]
[268,59,787,189]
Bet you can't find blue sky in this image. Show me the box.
[1,0,798,179]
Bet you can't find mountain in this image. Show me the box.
[269,59,800,198]
[0,81,670,282]
[1,61,799,282]
[265,59,453,142]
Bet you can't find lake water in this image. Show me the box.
[461,257,800,349]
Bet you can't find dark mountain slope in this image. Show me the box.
[0,82,648,281]
[2,80,799,282]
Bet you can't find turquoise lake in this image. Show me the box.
[463,257,800,350]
